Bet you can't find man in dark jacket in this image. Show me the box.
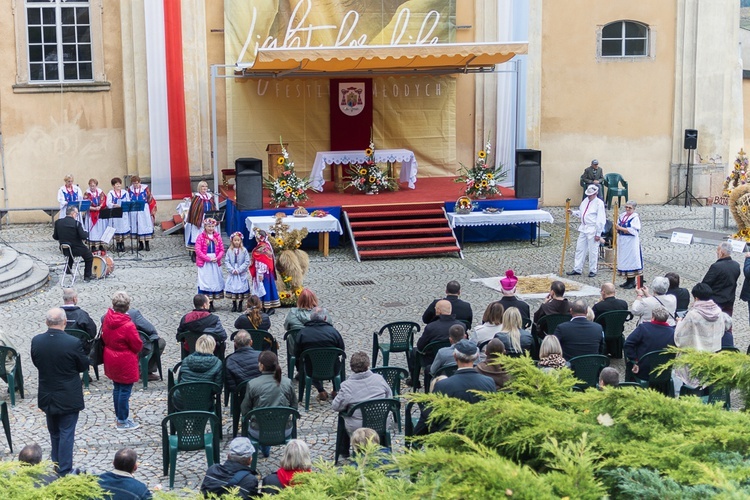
[702,242,741,316]
[177,294,227,358]
[31,307,89,476]
[497,273,531,326]
[201,437,258,499]
[666,272,691,313]
[98,448,151,500]
[533,280,570,335]
[623,307,675,381]
[225,330,262,394]
[422,280,473,328]
[52,205,94,281]
[128,307,165,381]
[592,283,629,320]
[61,288,96,337]
[552,300,604,361]
[295,307,345,401]
[416,300,464,367]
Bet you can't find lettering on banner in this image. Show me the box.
[670,232,693,245]
[712,196,729,206]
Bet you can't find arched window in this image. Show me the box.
[600,21,649,57]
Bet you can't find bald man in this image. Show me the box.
[592,283,629,320]
[415,300,464,373]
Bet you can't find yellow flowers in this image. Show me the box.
[279,180,287,187]
[359,168,367,175]
[478,150,486,159]
[487,173,494,179]
[283,275,292,282]
[365,148,373,156]
[285,186,293,193]
[295,288,302,296]
[277,157,285,165]
[480,180,488,187]
[368,176,376,183]
[276,237,284,246]
[279,291,289,299]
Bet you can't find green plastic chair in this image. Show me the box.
[568,354,610,390]
[161,411,220,489]
[241,406,300,471]
[702,385,731,410]
[413,340,451,392]
[334,398,400,464]
[371,367,410,396]
[433,364,458,381]
[284,329,301,380]
[230,380,250,438]
[65,328,99,386]
[595,310,633,359]
[168,381,222,439]
[298,348,346,411]
[230,329,278,354]
[0,347,23,406]
[631,349,676,397]
[616,382,643,389]
[372,321,419,367]
[537,314,573,337]
[404,401,421,448]
[603,173,628,210]
[138,331,163,389]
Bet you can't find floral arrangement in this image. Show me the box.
[266,215,309,306]
[455,138,507,199]
[263,138,310,207]
[454,196,476,214]
[723,148,749,196]
[348,142,397,194]
[266,216,309,253]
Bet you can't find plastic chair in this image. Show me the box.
[0,347,23,406]
[595,310,633,359]
[372,322,419,367]
[230,329,278,354]
[537,314,573,337]
[161,411,220,489]
[230,380,250,438]
[568,354,610,390]
[59,243,82,287]
[630,349,676,397]
[404,401,421,447]
[65,328,100,385]
[603,173,628,210]
[702,385,731,410]
[284,329,301,380]
[298,348,346,411]
[616,382,642,389]
[413,340,451,392]
[433,364,458,381]
[334,398,400,464]
[241,406,300,471]
[371,367,410,396]
[0,402,11,453]
[167,381,222,439]
[138,331,163,389]
[176,331,225,362]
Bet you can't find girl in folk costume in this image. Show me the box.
[615,200,644,289]
[195,218,224,311]
[127,176,155,251]
[84,178,107,252]
[57,174,84,222]
[225,232,250,312]
[250,229,281,312]
[185,181,216,262]
[107,177,131,253]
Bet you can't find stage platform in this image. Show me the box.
[221,177,541,251]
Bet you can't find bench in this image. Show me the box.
[0,207,59,227]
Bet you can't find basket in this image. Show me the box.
[455,196,474,214]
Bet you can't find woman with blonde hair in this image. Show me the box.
[538,335,567,371]
[185,180,215,262]
[493,307,533,356]
[178,334,223,389]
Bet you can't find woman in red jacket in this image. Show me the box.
[102,291,143,430]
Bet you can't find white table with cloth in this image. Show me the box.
[245,214,343,256]
[310,149,418,192]
[446,210,554,246]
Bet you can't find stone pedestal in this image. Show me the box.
[668,162,727,205]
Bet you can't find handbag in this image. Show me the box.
[89,326,105,366]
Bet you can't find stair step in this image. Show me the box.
[352,227,453,238]
[343,202,444,214]
[0,254,35,288]
[161,220,176,231]
[0,260,49,302]
[173,214,183,224]
[0,248,19,275]
[356,236,458,247]
[359,245,461,258]
[346,208,445,219]
[349,218,448,228]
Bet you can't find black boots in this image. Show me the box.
[620,278,636,289]
[237,300,243,312]
[145,241,150,251]
[138,241,144,251]
[231,301,237,313]
[116,241,125,252]
[190,252,196,263]
[209,301,215,312]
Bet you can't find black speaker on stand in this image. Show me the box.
[665,129,701,208]
[514,149,542,199]
[235,158,263,210]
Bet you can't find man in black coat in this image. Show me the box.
[623,307,675,381]
[592,283,629,320]
[60,288,96,354]
[224,330,262,395]
[416,300,464,367]
[177,294,227,358]
[533,280,570,335]
[201,437,258,499]
[53,205,94,281]
[702,242,741,316]
[552,300,604,361]
[422,280,473,328]
[295,307,345,401]
[31,307,89,476]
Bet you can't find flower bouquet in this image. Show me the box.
[455,139,507,199]
[265,216,310,306]
[723,148,749,196]
[348,142,397,194]
[263,138,311,207]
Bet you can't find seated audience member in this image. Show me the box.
[235,294,271,332]
[537,335,567,371]
[415,300,464,381]
[476,339,510,390]
[552,300,604,361]
[61,288,97,339]
[177,294,227,358]
[471,302,504,344]
[494,307,533,356]
[200,437,259,499]
[262,440,312,495]
[533,280,570,335]
[598,367,620,388]
[224,330,262,395]
[623,307,675,381]
[98,448,151,500]
[591,283,629,320]
[665,272,691,313]
[351,427,390,455]
[632,276,677,326]
[497,269,531,325]
[430,325,467,377]
[127,304,165,382]
[178,334,223,395]
[422,280,473,328]
[284,288,332,332]
[294,307,345,401]
[18,443,57,486]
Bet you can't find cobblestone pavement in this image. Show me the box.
[0,204,745,493]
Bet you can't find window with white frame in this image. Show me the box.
[600,21,649,58]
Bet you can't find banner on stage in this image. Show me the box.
[670,232,693,245]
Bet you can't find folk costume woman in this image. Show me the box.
[127,176,155,251]
[57,174,84,222]
[250,230,280,312]
[185,181,215,262]
[84,178,107,252]
[615,200,643,289]
[107,177,131,252]
[194,218,225,311]
[225,232,251,312]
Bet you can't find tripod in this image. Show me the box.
[665,148,702,209]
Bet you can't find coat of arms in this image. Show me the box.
[339,83,365,116]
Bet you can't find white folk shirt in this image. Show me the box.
[572,196,606,236]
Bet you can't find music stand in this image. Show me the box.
[121,201,145,260]
[99,207,123,251]
[76,200,91,213]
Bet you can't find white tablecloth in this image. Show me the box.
[447,209,554,228]
[245,214,343,235]
[310,149,418,191]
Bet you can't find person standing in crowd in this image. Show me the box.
[580,159,604,201]
[102,291,143,430]
[225,232,251,313]
[614,200,643,289]
[702,242,741,317]
[83,178,107,252]
[127,176,154,252]
[422,280,473,328]
[195,218,225,311]
[186,181,215,262]
[250,229,280,314]
[53,205,94,282]
[107,177,130,253]
[567,184,606,278]
[31,308,89,476]
[98,448,152,500]
[57,174,84,221]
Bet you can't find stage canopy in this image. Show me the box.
[236,42,528,78]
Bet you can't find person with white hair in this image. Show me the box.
[614,200,643,289]
[701,241,741,316]
[566,183,606,278]
[632,276,677,326]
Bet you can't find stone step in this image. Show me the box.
[0,259,49,303]
[0,248,18,275]
[0,253,34,289]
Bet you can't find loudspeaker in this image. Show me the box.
[235,158,263,210]
[684,129,698,150]
[514,149,542,199]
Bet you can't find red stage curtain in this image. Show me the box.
[329,79,373,183]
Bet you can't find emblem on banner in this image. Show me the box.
[339,83,365,116]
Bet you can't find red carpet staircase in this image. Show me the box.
[343,202,463,261]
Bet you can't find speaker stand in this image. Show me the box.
[664,149,702,210]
